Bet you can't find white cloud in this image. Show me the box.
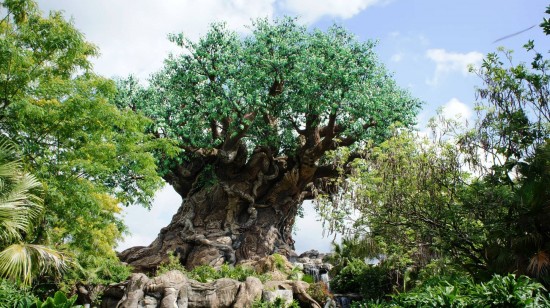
[442,97,472,121]
[425,49,483,85]
[280,0,388,23]
[38,0,276,80]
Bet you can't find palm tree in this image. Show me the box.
[0,138,67,285]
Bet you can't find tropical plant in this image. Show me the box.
[391,274,549,308]
[30,290,80,308]
[330,258,391,300]
[0,278,36,308]
[0,138,67,286]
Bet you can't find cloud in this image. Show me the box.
[279,0,388,23]
[38,0,276,80]
[425,49,483,85]
[442,97,472,121]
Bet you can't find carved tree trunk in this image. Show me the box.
[119,146,320,272]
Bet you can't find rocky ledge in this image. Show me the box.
[97,254,327,308]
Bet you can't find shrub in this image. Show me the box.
[157,252,187,275]
[252,298,300,308]
[307,282,332,305]
[0,279,36,308]
[30,291,80,308]
[470,274,550,307]
[330,258,391,300]
[391,274,550,307]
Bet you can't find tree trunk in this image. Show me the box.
[119,148,312,272]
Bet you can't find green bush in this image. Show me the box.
[391,274,550,307]
[252,298,300,308]
[307,282,332,306]
[330,258,391,300]
[30,291,80,308]
[0,279,36,308]
[470,274,550,307]
[157,252,187,275]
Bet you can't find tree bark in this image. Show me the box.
[119,147,314,273]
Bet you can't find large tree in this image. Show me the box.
[0,0,162,271]
[117,19,420,271]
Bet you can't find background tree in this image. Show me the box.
[117,18,420,271]
[323,22,550,288]
[0,0,162,276]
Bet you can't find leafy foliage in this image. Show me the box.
[0,278,36,308]
[186,264,269,283]
[158,255,270,283]
[330,259,391,300]
[391,274,549,308]
[0,138,68,286]
[117,17,420,197]
[0,0,162,277]
[252,298,300,308]
[30,290,80,308]
[322,21,550,289]
[307,282,332,306]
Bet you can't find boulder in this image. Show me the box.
[262,290,293,307]
[233,277,263,308]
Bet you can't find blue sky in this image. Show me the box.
[37,0,550,253]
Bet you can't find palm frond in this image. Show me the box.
[0,173,42,243]
[0,243,69,285]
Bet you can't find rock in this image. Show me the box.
[262,290,293,307]
[233,277,263,308]
[187,278,241,307]
[187,246,224,268]
[239,254,294,281]
[117,273,150,308]
[263,280,321,308]
[292,280,321,308]
[298,249,319,259]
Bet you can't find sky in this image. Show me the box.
[37,0,550,253]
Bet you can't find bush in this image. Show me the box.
[391,274,550,307]
[0,279,36,308]
[470,274,550,307]
[157,254,270,283]
[30,291,80,308]
[157,252,187,275]
[252,298,300,308]
[307,282,332,305]
[330,258,391,300]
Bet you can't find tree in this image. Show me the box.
[322,26,550,287]
[0,138,67,286]
[117,18,420,271]
[461,42,550,284]
[0,0,162,269]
